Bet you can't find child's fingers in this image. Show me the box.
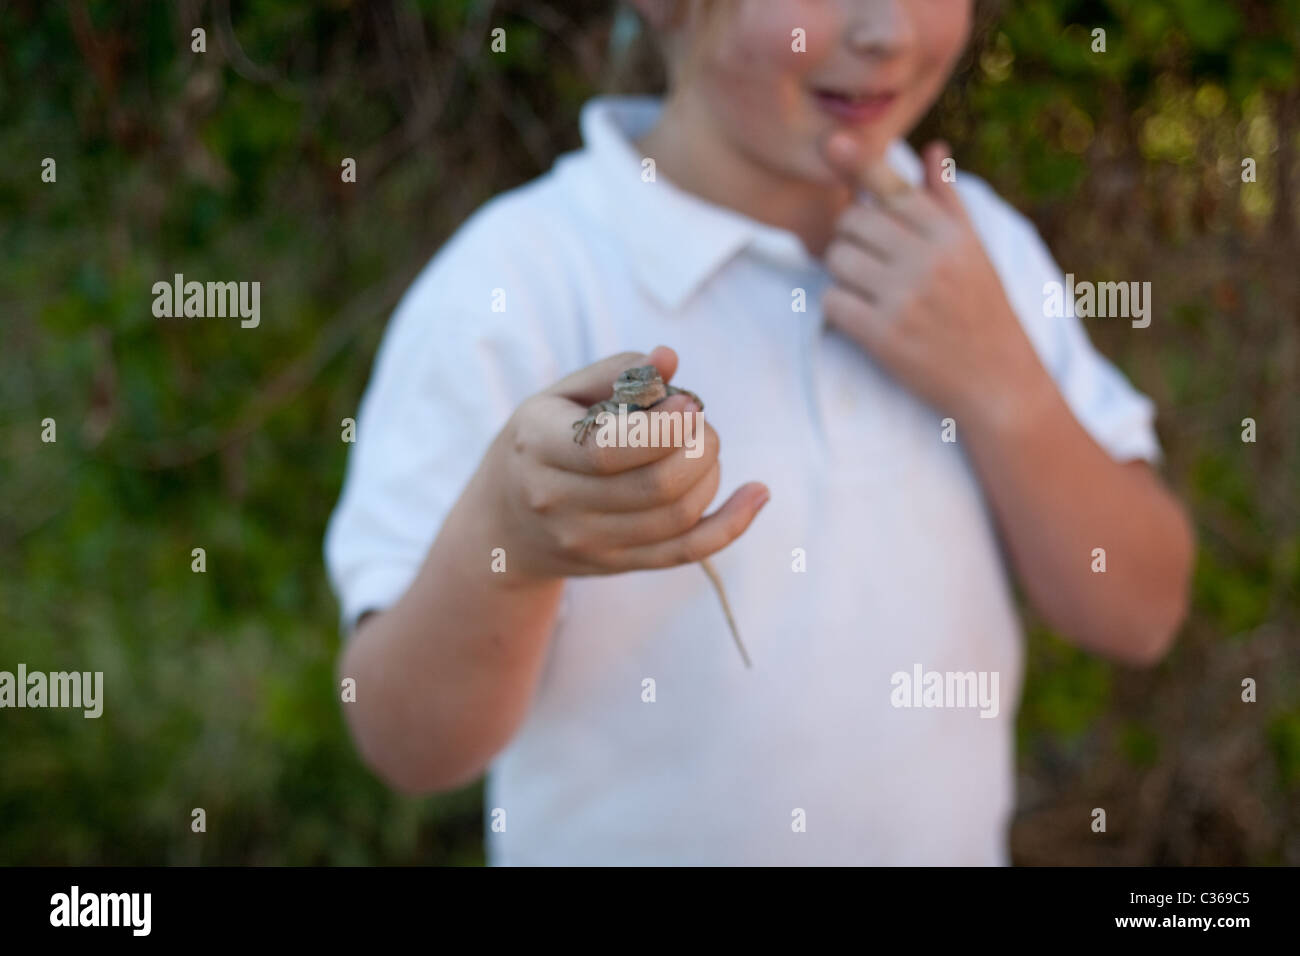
[822,130,946,236]
[865,185,948,238]
[543,420,720,511]
[607,482,770,571]
[822,285,888,351]
[857,179,947,238]
[832,203,900,261]
[824,130,911,198]
[921,140,969,222]
[544,350,650,406]
[825,235,898,305]
[531,392,703,475]
[583,461,722,550]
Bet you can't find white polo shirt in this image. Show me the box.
[325,96,1161,866]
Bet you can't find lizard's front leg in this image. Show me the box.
[572,399,624,444]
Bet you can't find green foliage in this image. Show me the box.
[1119,722,1161,768]
[1018,627,1114,743]
[1268,710,1300,789]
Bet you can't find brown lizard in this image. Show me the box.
[572,365,752,668]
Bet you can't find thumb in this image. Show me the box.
[921,140,967,220]
[822,129,912,201]
[545,345,678,406]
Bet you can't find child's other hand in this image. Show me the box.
[488,346,769,580]
[820,134,1048,426]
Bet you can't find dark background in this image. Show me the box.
[3,0,1297,864]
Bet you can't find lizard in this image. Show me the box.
[572,365,752,669]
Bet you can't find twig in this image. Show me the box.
[213,0,301,100]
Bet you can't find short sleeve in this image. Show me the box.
[962,177,1164,466]
[323,196,578,633]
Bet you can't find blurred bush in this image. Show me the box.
[2,0,1296,864]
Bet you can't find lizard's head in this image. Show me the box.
[612,365,666,405]
[615,366,662,388]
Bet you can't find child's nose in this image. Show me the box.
[843,0,914,56]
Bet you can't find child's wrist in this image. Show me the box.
[960,361,1061,447]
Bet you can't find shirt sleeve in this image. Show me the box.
[966,178,1164,466]
[323,200,576,633]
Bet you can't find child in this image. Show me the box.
[325,0,1194,865]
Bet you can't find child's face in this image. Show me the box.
[677,0,972,183]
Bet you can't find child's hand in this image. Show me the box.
[820,134,1048,426]
[487,346,769,580]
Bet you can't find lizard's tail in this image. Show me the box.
[700,558,752,669]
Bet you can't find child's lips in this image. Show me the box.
[811,88,898,124]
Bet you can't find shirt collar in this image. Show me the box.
[575,95,924,311]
